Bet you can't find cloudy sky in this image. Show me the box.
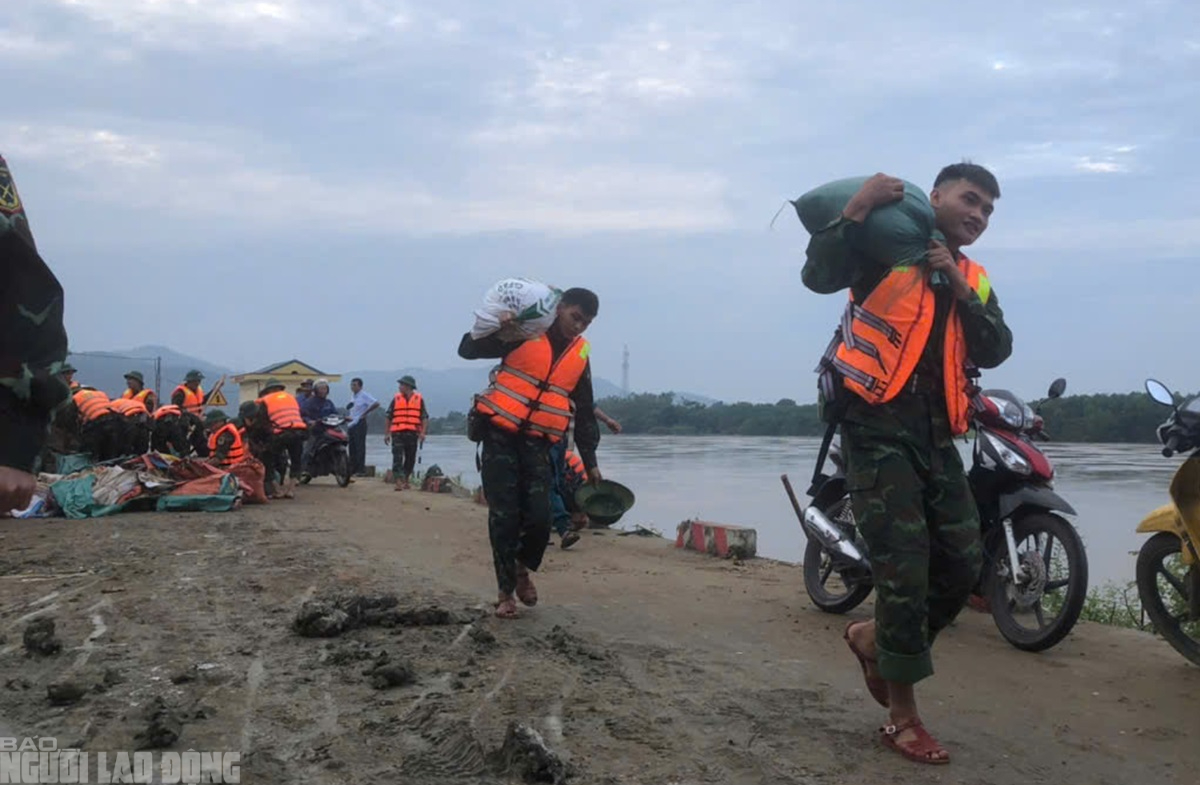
[4,0,1198,402]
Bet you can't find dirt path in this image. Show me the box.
[2,480,1198,784]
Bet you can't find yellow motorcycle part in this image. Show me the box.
[1141,457,1200,566]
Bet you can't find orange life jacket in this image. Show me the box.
[153,404,182,421]
[475,334,590,442]
[564,449,587,483]
[390,392,424,433]
[207,423,246,466]
[122,388,153,407]
[821,255,991,436]
[258,391,306,434]
[73,389,112,422]
[108,398,149,418]
[173,384,205,416]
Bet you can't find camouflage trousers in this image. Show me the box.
[480,426,553,596]
[842,422,982,685]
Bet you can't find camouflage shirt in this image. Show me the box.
[802,216,1013,448]
[0,154,70,471]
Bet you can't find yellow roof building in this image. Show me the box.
[232,359,342,405]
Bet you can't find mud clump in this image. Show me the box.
[294,593,471,638]
[24,618,63,656]
[545,625,605,661]
[469,626,497,647]
[47,682,87,706]
[293,601,352,638]
[392,607,456,626]
[337,593,400,626]
[134,697,183,750]
[326,642,378,666]
[359,651,415,689]
[366,662,415,690]
[491,722,572,784]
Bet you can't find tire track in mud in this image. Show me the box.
[397,700,490,782]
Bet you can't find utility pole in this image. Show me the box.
[621,344,630,396]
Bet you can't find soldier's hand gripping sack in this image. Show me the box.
[793,176,936,266]
[471,278,562,341]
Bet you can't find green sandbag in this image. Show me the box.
[56,453,93,475]
[793,176,936,265]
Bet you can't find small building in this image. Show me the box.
[232,359,342,405]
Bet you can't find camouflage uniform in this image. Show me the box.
[239,405,278,495]
[0,154,71,473]
[480,426,554,594]
[459,330,601,596]
[151,411,190,456]
[804,215,1013,684]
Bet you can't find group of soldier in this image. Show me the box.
[4,147,1016,766]
[53,366,324,499]
[56,367,211,463]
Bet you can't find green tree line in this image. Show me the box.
[418,390,1192,443]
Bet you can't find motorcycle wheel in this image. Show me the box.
[333,451,351,488]
[1136,532,1200,667]
[802,497,873,614]
[987,511,1088,652]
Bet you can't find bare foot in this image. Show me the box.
[845,620,888,707]
[514,565,538,607]
[495,594,518,619]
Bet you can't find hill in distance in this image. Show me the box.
[67,346,635,417]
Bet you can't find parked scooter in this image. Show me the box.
[1135,379,1200,666]
[784,378,1089,652]
[299,414,352,488]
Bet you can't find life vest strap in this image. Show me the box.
[840,304,857,352]
[492,382,574,418]
[832,357,883,395]
[814,328,842,374]
[475,395,567,439]
[499,365,572,398]
[851,303,902,347]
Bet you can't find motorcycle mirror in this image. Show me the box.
[1048,378,1067,399]
[1145,379,1176,407]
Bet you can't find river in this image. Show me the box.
[366,435,1177,588]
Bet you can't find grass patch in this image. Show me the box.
[1077,581,1148,631]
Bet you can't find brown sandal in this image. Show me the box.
[844,621,889,708]
[880,719,949,765]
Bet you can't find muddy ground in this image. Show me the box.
[2,479,1199,784]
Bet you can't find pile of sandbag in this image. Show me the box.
[471,278,561,341]
[792,176,940,264]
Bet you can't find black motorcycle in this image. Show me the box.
[299,414,352,488]
[784,378,1089,652]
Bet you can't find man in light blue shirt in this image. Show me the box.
[345,377,379,477]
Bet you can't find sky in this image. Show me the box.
[3,0,1199,403]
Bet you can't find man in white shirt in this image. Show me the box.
[345,377,379,477]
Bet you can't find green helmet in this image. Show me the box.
[204,409,228,426]
[398,375,417,389]
[260,377,285,393]
[185,369,204,383]
[125,370,145,384]
[61,363,77,374]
